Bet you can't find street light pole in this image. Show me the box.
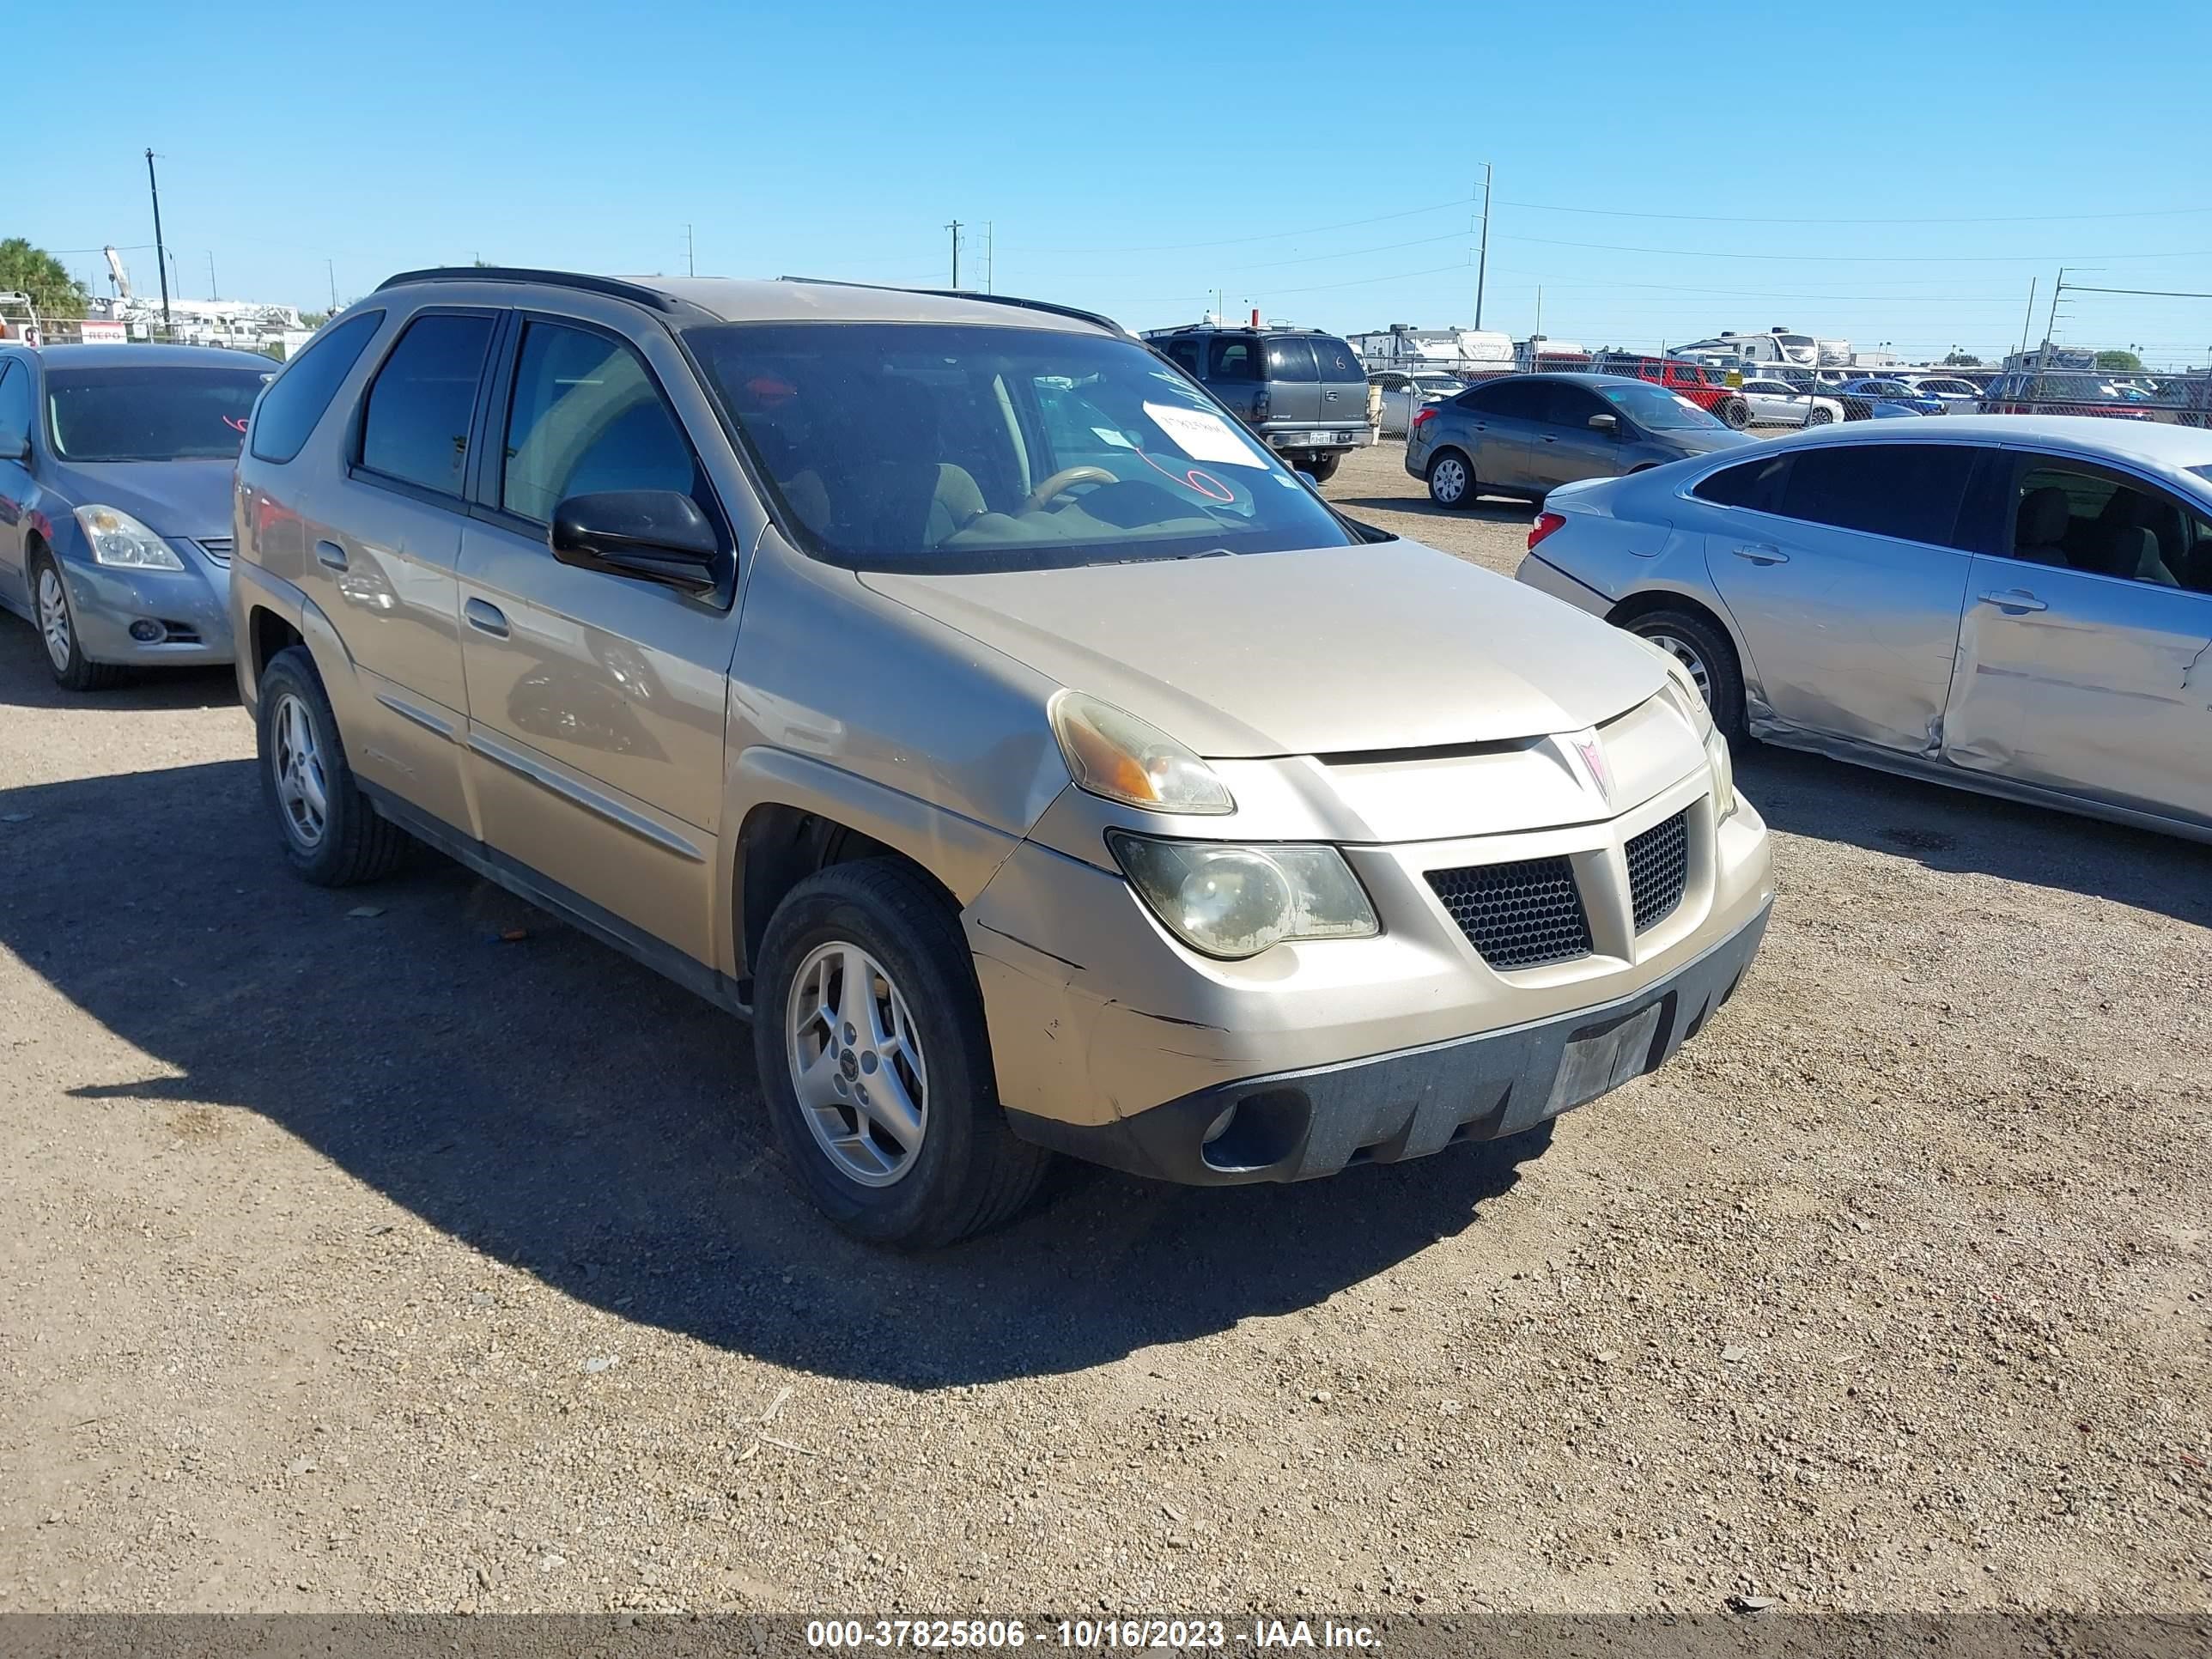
[145,149,173,339]
[947,221,963,288]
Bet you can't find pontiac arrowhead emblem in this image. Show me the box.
[1570,728,1613,805]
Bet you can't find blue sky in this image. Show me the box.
[17,0,2212,364]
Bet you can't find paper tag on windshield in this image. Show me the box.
[1142,403,1262,467]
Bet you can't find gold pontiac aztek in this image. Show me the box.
[229,269,1774,1246]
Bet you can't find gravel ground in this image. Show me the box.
[1,438,2207,1616]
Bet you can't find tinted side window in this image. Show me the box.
[357,313,495,496]
[501,322,699,524]
[250,310,382,464]
[2008,460,2200,587]
[1162,339,1203,375]
[1208,338,1259,381]
[1535,382,1605,427]
[1311,336,1362,382]
[0,361,33,447]
[1471,380,1545,420]
[1694,454,1790,513]
[1264,339,1316,382]
[1780,444,1977,545]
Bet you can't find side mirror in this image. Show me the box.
[1588,412,1620,435]
[550,490,720,592]
[0,429,27,464]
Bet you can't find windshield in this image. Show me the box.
[1595,380,1724,431]
[685,322,1358,572]
[46,364,270,462]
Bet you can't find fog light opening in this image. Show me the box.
[129,619,164,643]
[1201,1103,1237,1146]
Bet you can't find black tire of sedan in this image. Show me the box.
[1626,608,1747,744]
[1426,448,1475,509]
[1298,453,1340,484]
[1717,397,1752,430]
[1806,406,1835,426]
[256,645,411,886]
[755,858,1052,1249]
[29,550,125,692]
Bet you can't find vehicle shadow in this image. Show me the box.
[1738,744,2211,927]
[1,757,1549,1389]
[0,618,239,713]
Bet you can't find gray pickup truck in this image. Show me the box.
[1144,325,1370,482]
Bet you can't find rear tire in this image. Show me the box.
[1624,607,1747,743]
[1717,397,1752,430]
[754,858,1053,1249]
[1297,453,1341,484]
[1425,447,1475,509]
[30,550,125,692]
[256,645,412,886]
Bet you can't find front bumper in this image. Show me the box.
[1006,898,1767,1184]
[58,544,234,665]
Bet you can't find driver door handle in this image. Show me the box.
[315,539,348,571]
[1732,544,1789,565]
[1978,588,2047,613]
[464,597,510,638]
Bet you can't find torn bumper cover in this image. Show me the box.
[998,901,1769,1187]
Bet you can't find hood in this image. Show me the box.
[48,459,235,542]
[861,539,1666,758]
[1662,426,1758,457]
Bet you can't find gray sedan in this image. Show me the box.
[0,343,270,689]
[1517,415,2212,841]
[1405,372,1755,507]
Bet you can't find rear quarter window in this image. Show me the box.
[1693,453,1790,513]
[249,310,384,465]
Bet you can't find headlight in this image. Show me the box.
[1050,690,1233,816]
[1108,833,1376,959]
[1705,727,1738,821]
[74,505,185,570]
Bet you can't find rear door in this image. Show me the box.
[1941,451,2212,827]
[1311,335,1367,441]
[1694,441,1984,750]
[455,308,745,966]
[310,307,499,833]
[1451,379,1543,491]
[1261,337,1321,428]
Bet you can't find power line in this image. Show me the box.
[1504,233,2212,264]
[1021,196,1472,256]
[2059,283,2212,300]
[1497,198,2212,226]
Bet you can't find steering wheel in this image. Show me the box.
[1022,465,1118,514]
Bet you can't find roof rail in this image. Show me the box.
[373,266,688,313]
[776,276,1130,338]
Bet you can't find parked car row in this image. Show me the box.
[0,274,1774,1251]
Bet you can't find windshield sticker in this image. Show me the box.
[1142,402,1262,468]
[1091,427,1137,449]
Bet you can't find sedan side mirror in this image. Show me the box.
[0,429,28,463]
[1588,412,1620,435]
[550,490,720,592]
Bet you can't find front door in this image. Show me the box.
[1695,441,1983,750]
[1942,453,2212,827]
[456,313,742,966]
[1526,380,1623,490]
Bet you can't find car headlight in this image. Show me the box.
[74,505,185,570]
[1107,833,1377,960]
[1705,726,1737,822]
[1050,690,1234,816]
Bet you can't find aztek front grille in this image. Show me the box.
[1626,811,1690,933]
[1426,855,1593,971]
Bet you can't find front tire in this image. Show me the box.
[1806,405,1836,426]
[256,645,411,885]
[1425,447,1475,509]
[754,859,1052,1249]
[1624,608,1747,743]
[30,551,125,692]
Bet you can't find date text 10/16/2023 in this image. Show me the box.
[805,1618,1382,1650]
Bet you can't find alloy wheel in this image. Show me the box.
[1642,630,1713,705]
[1431,455,1468,504]
[270,691,331,850]
[786,941,929,1188]
[36,568,71,672]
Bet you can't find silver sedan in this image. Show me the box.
[1516,415,2212,841]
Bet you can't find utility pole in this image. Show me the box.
[2044,267,2066,361]
[946,220,963,288]
[207,252,218,301]
[325,259,337,311]
[986,222,994,295]
[685,222,696,277]
[1474,163,1492,331]
[2017,277,2037,360]
[145,149,173,339]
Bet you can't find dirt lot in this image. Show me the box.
[1,438,2208,1617]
